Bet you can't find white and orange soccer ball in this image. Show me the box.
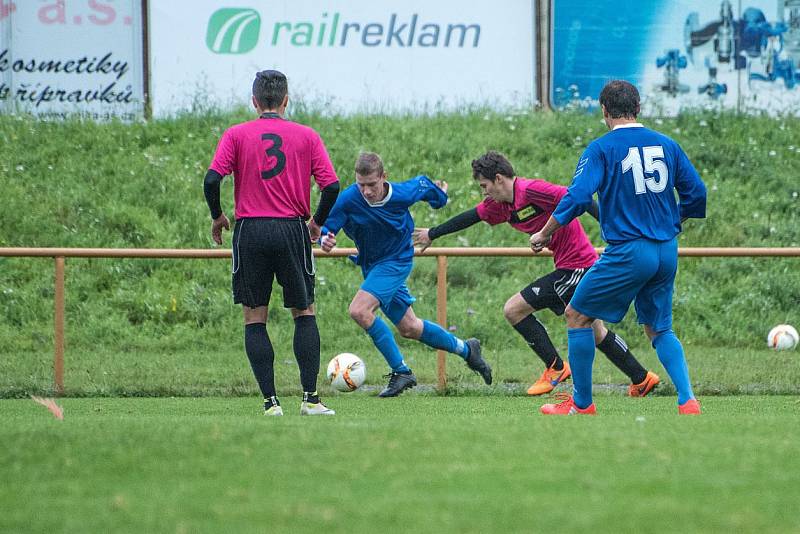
[767,324,799,351]
[326,353,367,392]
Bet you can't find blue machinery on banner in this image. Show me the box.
[549,0,800,114]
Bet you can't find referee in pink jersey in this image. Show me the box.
[204,70,340,416]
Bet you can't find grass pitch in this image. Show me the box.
[2,395,799,533]
[3,344,799,398]
[3,105,800,533]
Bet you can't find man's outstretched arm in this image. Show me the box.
[413,208,481,251]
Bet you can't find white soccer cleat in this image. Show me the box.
[300,401,335,416]
[264,405,284,416]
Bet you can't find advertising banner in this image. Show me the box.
[149,1,537,116]
[0,0,145,121]
[551,0,800,115]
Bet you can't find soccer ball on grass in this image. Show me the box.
[767,324,799,351]
[326,353,367,392]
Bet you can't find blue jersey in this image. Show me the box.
[553,124,707,244]
[322,175,448,271]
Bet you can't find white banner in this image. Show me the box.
[149,1,537,115]
[0,0,144,121]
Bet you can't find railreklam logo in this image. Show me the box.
[206,8,261,54]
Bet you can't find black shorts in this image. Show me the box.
[231,217,315,309]
[519,268,588,316]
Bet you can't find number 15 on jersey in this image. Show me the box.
[621,145,669,195]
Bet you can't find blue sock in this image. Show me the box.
[652,330,694,405]
[568,328,596,409]
[366,317,409,372]
[419,320,469,360]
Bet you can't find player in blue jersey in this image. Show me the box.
[531,80,707,415]
[320,152,493,397]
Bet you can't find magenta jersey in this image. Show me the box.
[476,177,598,269]
[209,116,339,219]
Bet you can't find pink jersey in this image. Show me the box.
[476,177,598,269]
[209,116,338,219]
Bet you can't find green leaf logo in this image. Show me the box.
[206,8,261,54]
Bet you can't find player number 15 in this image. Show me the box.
[621,145,668,194]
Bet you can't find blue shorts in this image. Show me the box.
[361,261,416,324]
[569,237,678,333]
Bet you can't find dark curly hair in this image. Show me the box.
[599,80,640,119]
[471,151,514,181]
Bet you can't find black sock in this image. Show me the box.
[264,396,280,410]
[244,323,276,398]
[597,330,648,384]
[303,391,320,404]
[512,315,563,370]
[293,315,321,393]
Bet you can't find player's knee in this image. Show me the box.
[348,303,372,328]
[564,306,579,325]
[644,325,665,341]
[564,306,592,329]
[290,305,314,319]
[397,320,421,339]
[243,305,268,324]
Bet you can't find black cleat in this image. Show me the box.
[465,338,492,385]
[378,371,417,397]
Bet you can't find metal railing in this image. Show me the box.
[2,246,799,395]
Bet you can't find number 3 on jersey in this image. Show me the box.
[621,145,668,194]
[261,133,286,180]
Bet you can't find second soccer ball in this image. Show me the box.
[767,324,799,351]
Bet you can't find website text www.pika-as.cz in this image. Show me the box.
[31,110,140,121]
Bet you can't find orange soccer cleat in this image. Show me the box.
[678,399,702,415]
[527,361,571,396]
[540,393,597,415]
[628,371,661,397]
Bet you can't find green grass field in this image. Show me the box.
[3,108,800,533]
[3,343,799,398]
[2,395,799,533]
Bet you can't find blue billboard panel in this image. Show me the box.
[552,0,800,114]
